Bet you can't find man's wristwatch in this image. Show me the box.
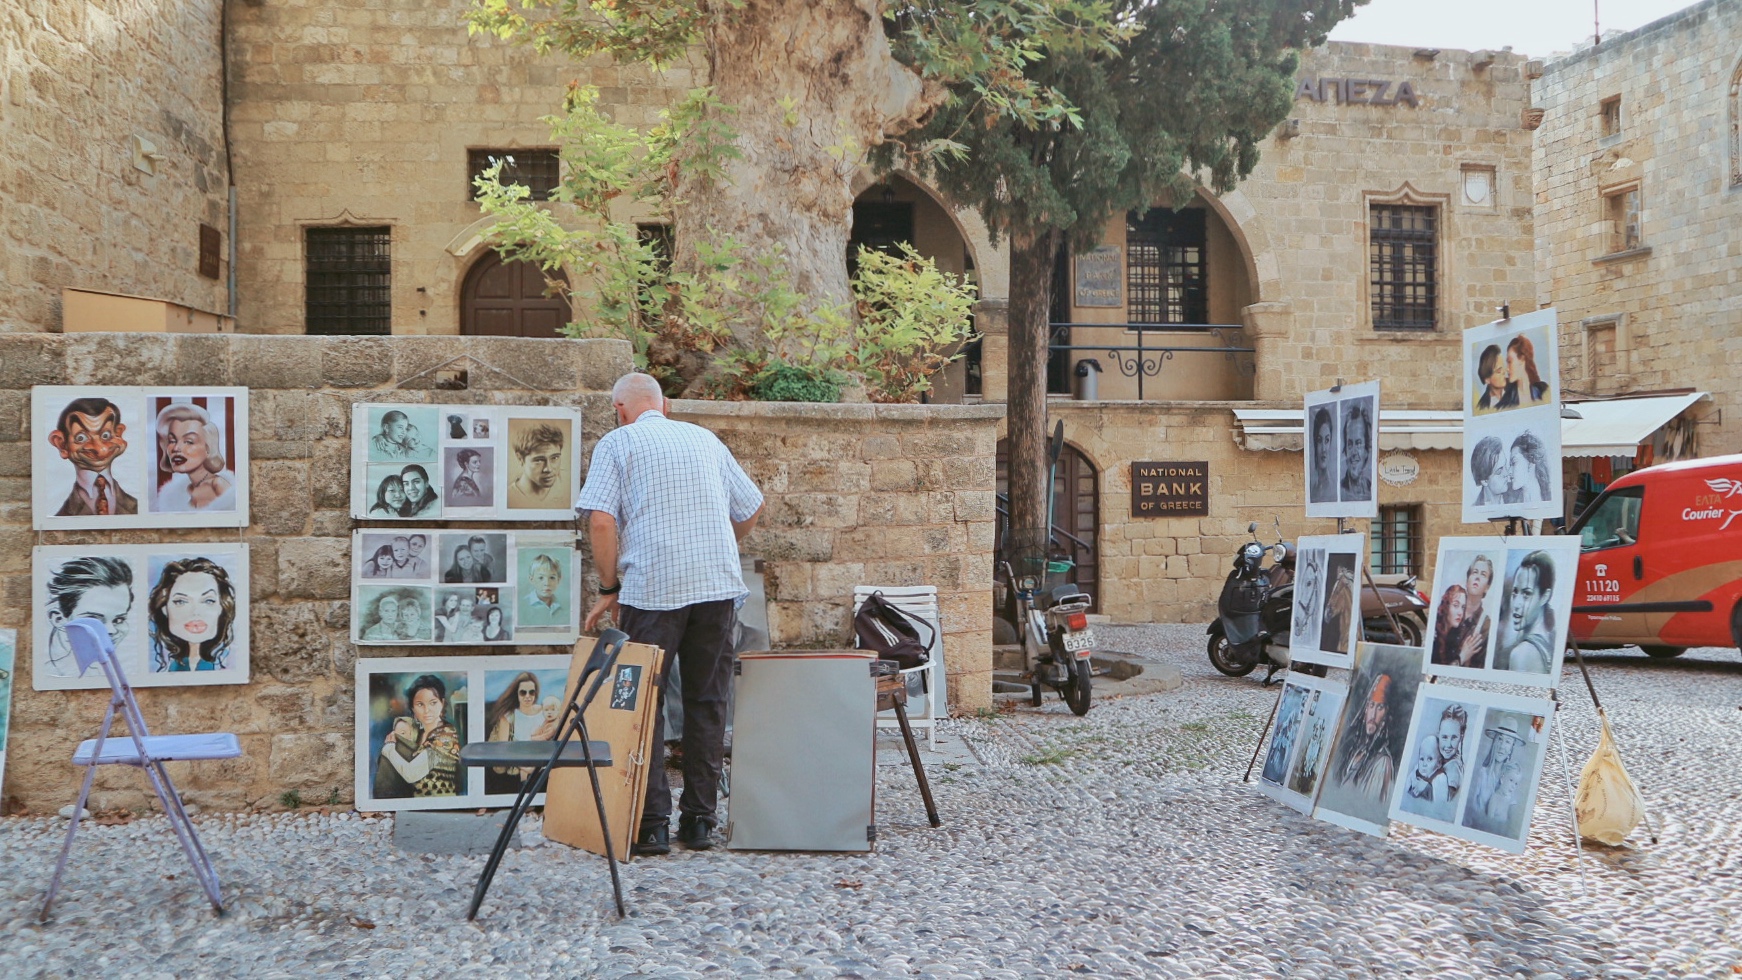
[598,582,621,595]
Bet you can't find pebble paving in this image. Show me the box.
[2,623,1739,978]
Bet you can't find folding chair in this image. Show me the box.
[458,628,627,920]
[42,620,242,921]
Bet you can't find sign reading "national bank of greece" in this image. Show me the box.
[1131,462,1209,518]
[1295,77,1420,108]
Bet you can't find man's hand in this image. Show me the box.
[584,592,620,632]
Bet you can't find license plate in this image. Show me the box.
[1062,629,1094,654]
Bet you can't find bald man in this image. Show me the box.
[578,372,764,855]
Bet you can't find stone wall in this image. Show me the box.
[1047,401,1461,624]
[1533,0,1742,454]
[0,332,998,814]
[0,0,230,333]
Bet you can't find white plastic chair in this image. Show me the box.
[853,585,944,751]
[41,620,242,921]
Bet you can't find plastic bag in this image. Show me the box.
[1574,708,1645,845]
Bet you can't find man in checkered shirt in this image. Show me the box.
[579,372,764,855]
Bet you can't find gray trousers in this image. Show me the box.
[620,600,736,825]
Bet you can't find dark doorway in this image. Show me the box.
[1047,241,1072,394]
[460,252,571,338]
[1127,207,1208,326]
[996,439,1100,610]
[847,201,915,276]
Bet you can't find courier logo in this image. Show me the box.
[1594,563,1608,577]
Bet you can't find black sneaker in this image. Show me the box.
[632,822,670,857]
[677,814,716,851]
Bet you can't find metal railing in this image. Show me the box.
[1048,322,1254,400]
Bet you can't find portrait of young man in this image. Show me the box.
[506,419,570,509]
[40,556,135,678]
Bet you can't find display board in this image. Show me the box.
[1257,671,1347,815]
[1388,683,1556,854]
[1311,642,1426,838]
[353,654,574,812]
[33,544,251,691]
[543,636,667,860]
[1287,533,1367,669]
[1422,536,1579,689]
[1303,380,1379,520]
[1462,311,1563,523]
[350,403,582,521]
[0,629,14,796]
[350,530,580,646]
[31,387,250,530]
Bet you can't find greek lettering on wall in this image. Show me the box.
[1074,245,1123,308]
[1295,77,1420,108]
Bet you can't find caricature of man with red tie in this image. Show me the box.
[48,397,138,517]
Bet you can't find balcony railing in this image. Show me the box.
[1047,322,1254,400]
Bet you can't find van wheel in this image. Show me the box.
[1733,602,1742,650]
[1641,645,1686,659]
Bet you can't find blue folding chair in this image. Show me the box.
[41,620,242,921]
[458,628,628,920]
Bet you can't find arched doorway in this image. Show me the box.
[996,439,1100,609]
[460,252,571,338]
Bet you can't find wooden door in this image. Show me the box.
[997,439,1100,610]
[460,252,571,338]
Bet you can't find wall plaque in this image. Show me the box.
[1074,246,1122,308]
[1379,452,1420,487]
[1131,461,1209,517]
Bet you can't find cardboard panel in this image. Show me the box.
[542,636,667,860]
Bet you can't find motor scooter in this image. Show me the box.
[1001,559,1096,716]
[1208,521,1430,684]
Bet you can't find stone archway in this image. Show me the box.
[996,438,1100,610]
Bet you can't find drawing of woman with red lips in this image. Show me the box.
[148,557,237,672]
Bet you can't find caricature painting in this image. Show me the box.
[32,387,250,530]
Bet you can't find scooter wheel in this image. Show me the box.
[1207,633,1258,677]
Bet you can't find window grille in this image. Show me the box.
[305,226,391,336]
[1369,204,1437,329]
[1371,504,1423,576]
[468,148,561,201]
[1126,208,1207,326]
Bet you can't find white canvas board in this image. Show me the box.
[351,530,581,646]
[1388,683,1555,854]
[1256,672,1347,815]
[1463,405,1563,523]
[1312,643,1426,838]
[1288,533,1366,669]
[32,387,250,530]
[1422,535,1578,689]
[33,544,251,691]
[350,403,581,521]
[1465,310,1561,418]
[1304,380,1379,520]
[354,654,574,812]
[0,629,14,797]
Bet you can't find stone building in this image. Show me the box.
[1531,0,1742,495]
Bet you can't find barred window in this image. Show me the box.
[1371,504,1423,576]
[305,226,391,336]
[1126,207,1207,326]
[1370,204,1437,330]
[468,148,561,201]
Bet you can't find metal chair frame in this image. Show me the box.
[460,628,628,920]
[42,620,239,921]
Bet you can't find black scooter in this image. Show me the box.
[1208,521,1429,684]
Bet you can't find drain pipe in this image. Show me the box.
[221,0,237,321]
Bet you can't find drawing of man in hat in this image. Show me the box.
[1467,713,1528,820]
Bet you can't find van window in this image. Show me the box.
[1578,487,1644,552]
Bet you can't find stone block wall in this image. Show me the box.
[1533,0,1742,455]
[1,0,230,333]
[673,402,1002,713]
[0,332,999,814]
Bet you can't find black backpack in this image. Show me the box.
[853,592,934,670]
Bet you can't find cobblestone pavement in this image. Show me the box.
[2,625,1739,978]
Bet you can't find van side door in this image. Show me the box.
[1573,487,1650,644]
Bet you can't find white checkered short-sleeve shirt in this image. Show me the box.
[576,410,763,611]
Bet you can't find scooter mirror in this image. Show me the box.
[1247,521,1257,534]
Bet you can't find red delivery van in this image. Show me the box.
[1567,453,1742,657]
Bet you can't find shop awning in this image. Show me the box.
[1560,392,1707,458]
[1231,408,1461,452]
[1231,393,1708,456]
